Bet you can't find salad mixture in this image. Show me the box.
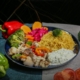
[7,21,77,68]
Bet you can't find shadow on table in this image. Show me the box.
[0,75,10,80]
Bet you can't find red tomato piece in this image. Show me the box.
[75,68,80,80]
[64,68,75,71]
[54,72,64,80]
[61,68,76,80]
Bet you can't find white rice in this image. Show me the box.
[48,48,76,65]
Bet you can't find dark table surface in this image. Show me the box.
[0,0,80,25]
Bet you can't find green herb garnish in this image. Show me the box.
[52,29,62,37]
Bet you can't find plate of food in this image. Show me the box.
[5,21,80,69]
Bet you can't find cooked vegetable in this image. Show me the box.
[20,54,27,59]
[78,31,80,41]
[0,53,9,78]
[8,47,18,55]
[35,48,44,57]
[0,21,23,39]
[8,29,25,48]
[26,35,34,41]
[21,25,31,34]
[12,53,21,60]
[30,45,36,52]
[52,29,62,37]
[32,21,42,30]
[35,47,49,57]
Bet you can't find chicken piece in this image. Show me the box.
[43,53,48,59]
[23,50,49,68]
[18,43,28,53]
[8,47,18,55]
[31,54,46,67]
[23,56,34,67]
[39,60,49,68]
[34,56,42,66]
[23,48,32,55]
[32,41,39,47]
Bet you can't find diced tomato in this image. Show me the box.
[61,68,76,80]
[54,72,64,80]
[75,68,80,80]
[30,45,36,49]
[30,45,36,52]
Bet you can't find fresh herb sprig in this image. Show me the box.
[52,29,62,37]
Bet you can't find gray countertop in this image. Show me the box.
[42,22,80,80]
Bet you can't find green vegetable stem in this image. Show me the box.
[0,53,9,78]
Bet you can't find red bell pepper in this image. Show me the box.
[0,20,23,39]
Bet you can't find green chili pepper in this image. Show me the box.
[0,53,9,78]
